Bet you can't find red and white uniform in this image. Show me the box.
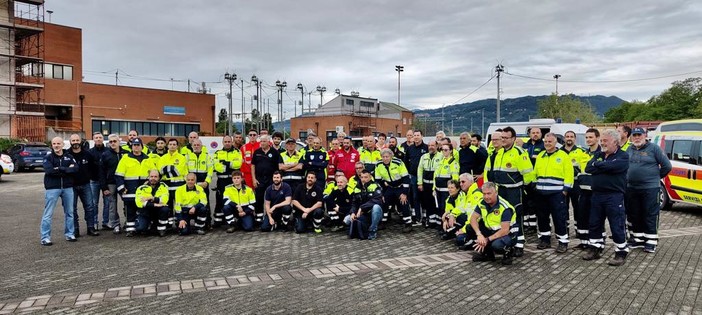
[240,141,260,187]
[333,146,360,180]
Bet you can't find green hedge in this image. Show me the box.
[0,138,22,154]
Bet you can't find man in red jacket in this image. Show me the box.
[240,130,260,186]
[333,137,360,180]
[327,138,340,183]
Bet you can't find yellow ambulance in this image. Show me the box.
[653,119,702,209]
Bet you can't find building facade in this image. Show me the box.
[0,0,214,142]
[290,93,413,144]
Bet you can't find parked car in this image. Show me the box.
[0,153,14,179]
[6,142,50,171]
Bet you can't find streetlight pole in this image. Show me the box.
[553,74,561,95]
[224,72,237,135]
[395,65,404,107]
[495,64,504,123]
[316,85,326,108]
[297,83,304,117]
[251,75,260,131]
[240,79,245,132]
[276,80,287,128]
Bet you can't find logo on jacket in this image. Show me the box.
[506,163,512,168]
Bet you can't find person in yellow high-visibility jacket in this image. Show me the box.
[134,169,170,236]
[533,133,574,254]
[174,173,209,236]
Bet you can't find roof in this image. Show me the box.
[379,101,411,112]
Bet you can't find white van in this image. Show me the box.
[486,118,590,147]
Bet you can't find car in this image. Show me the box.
[0,153,14,180]
[6,142,50,171]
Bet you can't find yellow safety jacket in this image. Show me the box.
[135,182,170,208]
[459,183,484,232]
[374,158,410,193]
[223,184,256,211]
[157,151,188,190]
[475,197,517,232]
[214,147,243,180]
[174,184,208,214]
[433,156,459,192]
[186,150,213,185]
[560,145,591,180]
[122,143,151,155]
[359,148,382,174]
[444,193,463,217]
[417,152,443,185]
[534,149,574,193]
[484,145,534,189]
[280,150,304,182]
[115,153,154,199]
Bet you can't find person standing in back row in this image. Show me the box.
[625,127,671,253]
[251,135,281,225]
[40,137,79,246]
[69,134,99,237]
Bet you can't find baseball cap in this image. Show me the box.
[632,127,646,135]
[285,138,296,144]
[131,138,143,146]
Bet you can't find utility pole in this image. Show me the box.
[276,80,287,128]
[296,83,304,117]
[495,64,504,123]
[441,104,445,131]
[553,74,561,95]
[115,70,118,86]
[241,79,245,132]
[481,109,485,138]
[224,72,237,135]
[395,65,404,107]
[251,75,260,131]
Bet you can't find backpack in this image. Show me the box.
[348,215,369,240]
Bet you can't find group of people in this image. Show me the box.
[40,125,671,267]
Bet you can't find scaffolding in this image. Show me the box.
[0,0,44,141]
[346,98,378,136]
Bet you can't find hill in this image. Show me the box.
[413,94,624,134]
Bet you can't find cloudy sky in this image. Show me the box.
[47,0,702,118]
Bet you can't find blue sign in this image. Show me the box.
[164,106,186,116]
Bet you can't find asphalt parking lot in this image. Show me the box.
[0,171,701,314]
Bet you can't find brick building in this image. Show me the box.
[290,93,413,144]
[0,0,214,142]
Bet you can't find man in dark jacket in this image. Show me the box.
[69,134,99,237]
[88,132,107,230]
[582,129,630,266]
[40,137,79,245]
[347,170,384,240]
[100,134,123,234]
[405,130,428,224]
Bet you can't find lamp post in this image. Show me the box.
[251,75,260,131]
[553,74,561,95]
[276,80,287,128]
[297,83,304,117]
[395,65,404,107]
[316,85,326,108]
[224,72,237,135]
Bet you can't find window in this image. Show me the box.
[90,119,199,137]
[345,99,354,106]
[661,123,702,132]
[44,64,53,78]
[360,101,374,107]
[52,65,63,80]
[671,140,693,162]
[63,66,73,81]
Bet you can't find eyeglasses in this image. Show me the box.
[108,140,118,143]
[459,180,467,183]
[442,148,451,151]
[356,167,364,170]
[248,133,257,137]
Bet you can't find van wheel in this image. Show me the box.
[660,186,672,210]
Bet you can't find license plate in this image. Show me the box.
[35,159,43,163]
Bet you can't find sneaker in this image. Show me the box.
[643,245,656,253]
[627,240,644,249]
[314,228,322,234]
[472,252,496,262]
[368,231,377,240]
[113,225,121,234]
[513,247,524,257]
[101,224,111,230]
[74,230,81,238]
[608,253,627,266]
[402,225,413,233]
[196,229,206,235]
[40,239,53,246]
[555,243,568,254]
[330,226,344,232]
[66,236,77,242]
[125,231,134,237]
[582,248,602,261]
[536,240,552,250]
[87,228,100,236]
[412,220,423,227]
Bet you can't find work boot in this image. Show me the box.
[440,232,453,240]
[368,231,377,240]
[226,226,236,233]
[87,228,100,236]
[472,251,496,262]
[513,247,524,257]
[643,244,656,253]
[501,247,514,265]
[330,225,343,232]
[608,253,627,266]
[113,225,121,234]
[158,230,166,237]
[536,240,551,250]
[575,243,589,250]
[582,248,602,261]
[196,229,206,235]
[555,243,568,254]
[74,230,81,238]
[627,239,644,249]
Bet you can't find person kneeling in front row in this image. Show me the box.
[292,172,325,233]
[174,173,209,235]
[222,171,256,232]
[468,182,518,265]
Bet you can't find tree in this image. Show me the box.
[537,94,601,123]
[603,77,702,122]
[244,109,274,133]
[216,108,239,135]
